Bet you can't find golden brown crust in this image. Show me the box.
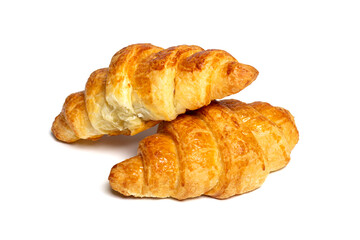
[222,100,291,172]
[132,45,204,120]
[174,49,258,114]
[109,156,144,197]
[51,44,258,142]
[196,101,267,199]
[51,112,79,143]
[62,91,103,140]
[249,102,299,151]
[158,114,220,199]
[138,133,178,198]
[109,99,299,200]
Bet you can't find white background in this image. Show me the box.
[1,0,359,239]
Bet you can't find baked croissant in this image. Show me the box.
[51,44,258,143]
[109,100,299,200]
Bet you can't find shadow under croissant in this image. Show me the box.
[103,182,211,202]
[103,181,273,201]
[49,125,158,152]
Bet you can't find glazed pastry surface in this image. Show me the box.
[109,100,299,200]
[52,44,258,142]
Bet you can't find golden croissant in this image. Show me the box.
[51,44,258,143]
[109,100,299,200]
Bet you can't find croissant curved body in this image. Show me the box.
[109,100,299,200]
[51,44,258,143]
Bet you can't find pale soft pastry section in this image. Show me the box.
[52,44,258,142]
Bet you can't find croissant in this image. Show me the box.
[108,99,299,200]
[51,44,258,143]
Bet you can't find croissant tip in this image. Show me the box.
[244,64,259,79]
[51,113,80,143]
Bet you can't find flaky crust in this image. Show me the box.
[109,100,299,200]
[51,44,258,142]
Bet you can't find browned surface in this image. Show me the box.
[109,99,299,200]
